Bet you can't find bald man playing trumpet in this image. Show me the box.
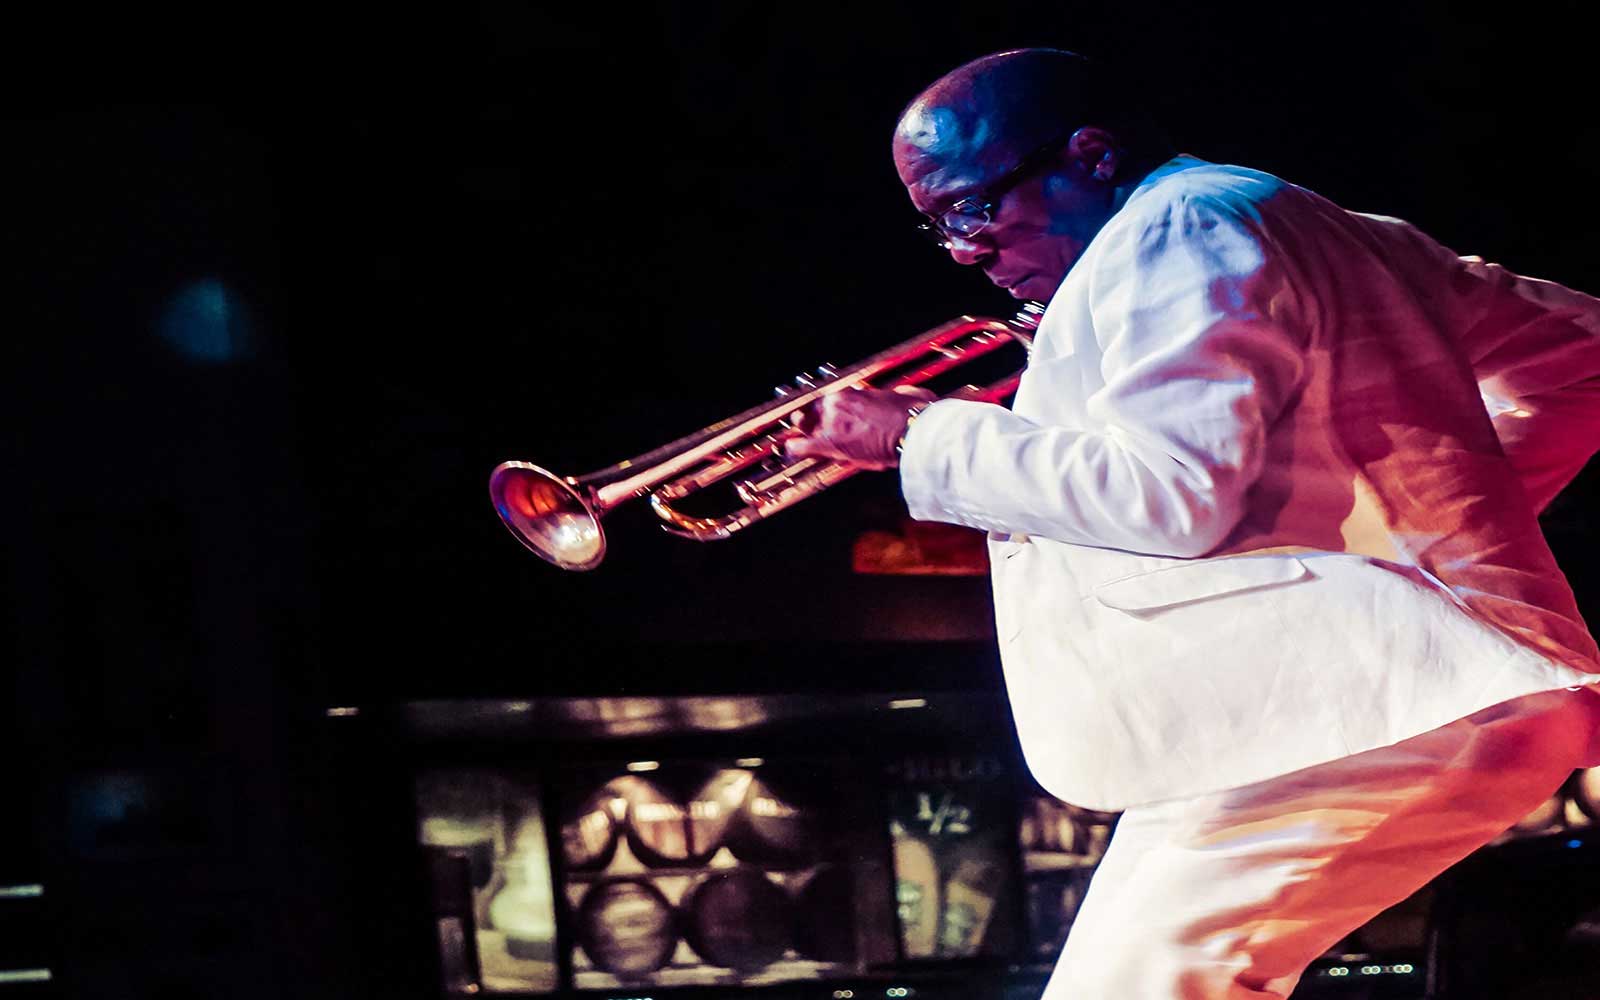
[788,48,1600,998]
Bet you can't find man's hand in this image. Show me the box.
[784,385,937,470]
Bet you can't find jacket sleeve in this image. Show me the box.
[898,191,1307,558]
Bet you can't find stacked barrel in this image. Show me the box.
[560,765,856,988]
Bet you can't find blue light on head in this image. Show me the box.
[158,279,253,363]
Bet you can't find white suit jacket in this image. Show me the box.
[899,156,1600,810]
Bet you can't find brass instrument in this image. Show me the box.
[489,303,1044,570]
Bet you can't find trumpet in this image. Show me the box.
[489,302,1044,570]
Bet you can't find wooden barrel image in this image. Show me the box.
[1510,793,1565,835]
[1019,798,1089,855]
[682,868,794,971]
[614,770,749,868]
[613,775,703,868]
[686,769,753,859]
[1065,803,1118,858]
[726,771,818,868]
[561,788,622,872]
[574,878,678,979]
[1574,768,1600,823]
[793,864,856,963]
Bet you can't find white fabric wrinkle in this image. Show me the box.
[899,158,1600,809]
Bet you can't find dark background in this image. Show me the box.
[5,1,1600,996]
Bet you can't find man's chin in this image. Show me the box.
[1008,275,1057,301]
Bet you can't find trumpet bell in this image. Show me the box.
[489,461,607,571]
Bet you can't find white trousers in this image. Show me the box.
[1044,687,1600,999]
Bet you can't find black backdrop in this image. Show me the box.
[9,2,1600,699]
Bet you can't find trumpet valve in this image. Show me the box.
[734,455,820,505]
[735,472,786,506]
[735,472,788,505]
[734,480,767,506]
[786,364,839,393]
[772,385,804,428]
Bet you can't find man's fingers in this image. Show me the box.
[891,384,939,401]
[784,437,884,471]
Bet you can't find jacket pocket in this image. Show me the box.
[1092,555,1311,614]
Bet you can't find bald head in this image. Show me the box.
[895,49,1105,175]
[893,49,1171,302]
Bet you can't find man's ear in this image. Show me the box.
[1067,127,1121,182]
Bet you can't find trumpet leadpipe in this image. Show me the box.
[653,434,793,502]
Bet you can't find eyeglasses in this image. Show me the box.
[915,131,1077,249]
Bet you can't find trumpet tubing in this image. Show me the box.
[489,303,1043,570]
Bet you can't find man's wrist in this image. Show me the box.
[894,400,933,458]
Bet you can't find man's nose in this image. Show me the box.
[945,232,991,266]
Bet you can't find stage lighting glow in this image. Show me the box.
[0,971,51,985]
[158,279,253,363]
